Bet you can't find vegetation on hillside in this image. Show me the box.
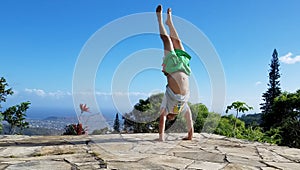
[240,113,261,127]
[120,94,282,145]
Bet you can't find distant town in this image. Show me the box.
[27,116,78,131]
[2,116,116,136]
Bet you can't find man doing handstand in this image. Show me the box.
[156,5,194,141]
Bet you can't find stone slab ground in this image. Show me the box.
[0,133,300,169]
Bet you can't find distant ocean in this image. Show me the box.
[26,107,118,121]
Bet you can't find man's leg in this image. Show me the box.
[183,106,194,140]
[166,8,184,51]
[159,108,167,141]
[156,5,174,56]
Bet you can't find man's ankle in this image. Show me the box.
[159,133,164,141]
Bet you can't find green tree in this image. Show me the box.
[123,93,163,133]
[271,90,300,148]
[215,114,244,138]
[113,113,120,133]
[0,77,14,103]
[0,77,14,132]
[280,117,300,148]
[0,77,30,134]
[271,91,300,126]
[261,49,281,130]
[2,102,30,134]
[190,103,209,132]
[3,102,30,134]
[226,101,253,137]
[202,111,221,133]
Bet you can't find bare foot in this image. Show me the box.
[156,5,162,13]
[159,134,165,142]
[156,5,163,22]
[166,8,172,26]
[183,129,193,140]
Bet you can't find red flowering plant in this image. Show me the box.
[63,103,90,135]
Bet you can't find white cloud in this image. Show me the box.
[255,81,262,86]
[95,91,149,97]
[37,90,150,98]
[279,52,300,64]
[24,89,153,101]
[95,92,110,96]
[25,88,46,97]
[25,88,71,98]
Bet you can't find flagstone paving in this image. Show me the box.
[0,133,300,169]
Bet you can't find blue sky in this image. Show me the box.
[1,0,300,118]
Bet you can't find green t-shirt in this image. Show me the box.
[162,49,191,76]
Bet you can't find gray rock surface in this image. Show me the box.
[0,133,300,169]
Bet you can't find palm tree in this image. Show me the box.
[226,101,253,137]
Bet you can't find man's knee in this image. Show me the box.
[160,34,171,42]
